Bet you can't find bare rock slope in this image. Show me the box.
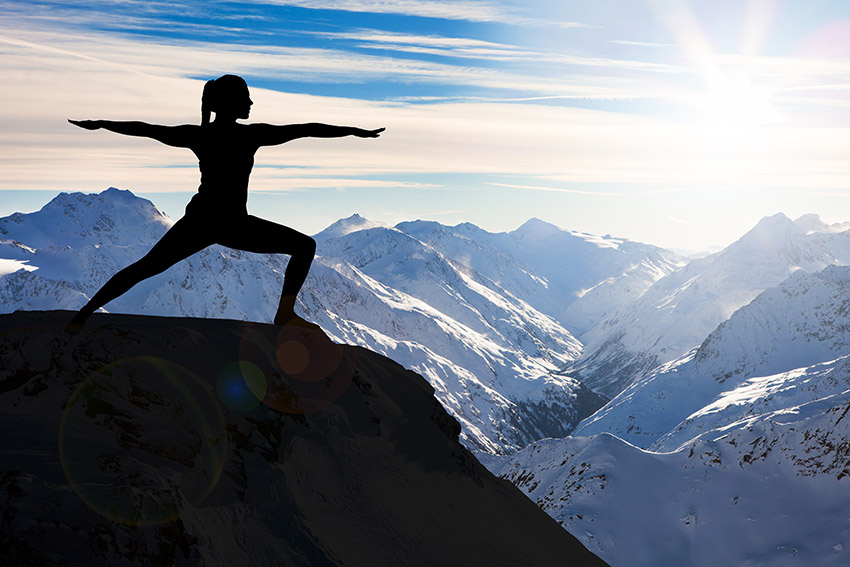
[0,310,606,567]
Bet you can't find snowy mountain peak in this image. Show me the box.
[514,217,561,237]
[795,213,828,233]
[738,212,797,243]
[314,213,385,240]
[452,221,479,231]
[393,219,445,235]
[794,213,850,235]
[719,211,835,271]
[0,188,170,250]
[44,187,160,216]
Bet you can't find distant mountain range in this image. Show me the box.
[1,188,675,454]
[3,188,848,455]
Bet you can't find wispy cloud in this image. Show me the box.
[488,182,625,196]
[610,40,673,48]
[312,29,681,74]
[307,30,541,62]
[242,0,513,23]
[0,26,676,103]
[244,0,594,29]
[248,177,439,192]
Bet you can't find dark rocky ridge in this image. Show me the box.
[0,310,606,566]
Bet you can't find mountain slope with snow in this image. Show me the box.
[574,265,850,448]
[398,217,684,334]
[571,213,839,398]
[495,262,850,566]
[657,353,850,453]
[497,386,850,567]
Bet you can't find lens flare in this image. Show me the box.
[216,361,267,411]
[274,325,343,383]
[276,340,310,375]
[58,356,227,526]
[238,323,355,414]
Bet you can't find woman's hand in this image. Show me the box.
[68,119,103,130]
[355,127,385,138]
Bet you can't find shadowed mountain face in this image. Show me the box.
[0,311,606,567]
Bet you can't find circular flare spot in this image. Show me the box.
[237,322,355,414]
[274,325,343,383]
[58,357,227,526]
[276,340,310,375]
[216,361,268,411]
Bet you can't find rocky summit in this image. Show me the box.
[0,310,606,567]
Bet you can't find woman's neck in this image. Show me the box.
[213,115,239,125]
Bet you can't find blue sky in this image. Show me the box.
[2,0,850,250]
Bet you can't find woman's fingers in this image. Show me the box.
[68,119,100,130]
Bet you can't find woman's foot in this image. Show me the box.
[274,295,320,329]
[65,309,92,331]
[274,311,321,331]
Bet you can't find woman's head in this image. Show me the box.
[201,74,252,125]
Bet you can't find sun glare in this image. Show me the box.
[695,75,780,135]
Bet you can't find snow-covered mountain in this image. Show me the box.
[313,212,387,239]
[574,265,850,448]
[7,188,850,565]
[497,385,850,567]
[1,188,629,454]
[493,264,850,566]
[570,213,840,398]
[795,212,850,235]
[397,217,684,335]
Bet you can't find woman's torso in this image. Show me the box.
[188,123,258,217]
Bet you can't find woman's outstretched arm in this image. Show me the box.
[68,119,197,148]
[250,123,384,147]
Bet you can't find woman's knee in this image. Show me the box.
[291,233,315,258]
[288,234,315,263]
[303,235,317,257]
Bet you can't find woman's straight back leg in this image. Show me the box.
[68,216,215,327]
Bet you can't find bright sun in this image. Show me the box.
[694,74,781,141]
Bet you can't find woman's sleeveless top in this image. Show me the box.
[188,125,256,217]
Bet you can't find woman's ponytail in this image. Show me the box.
[201,79,216,125]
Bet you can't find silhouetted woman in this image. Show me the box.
[67,74,384,328]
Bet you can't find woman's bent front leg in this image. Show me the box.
[219,215,317,326]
